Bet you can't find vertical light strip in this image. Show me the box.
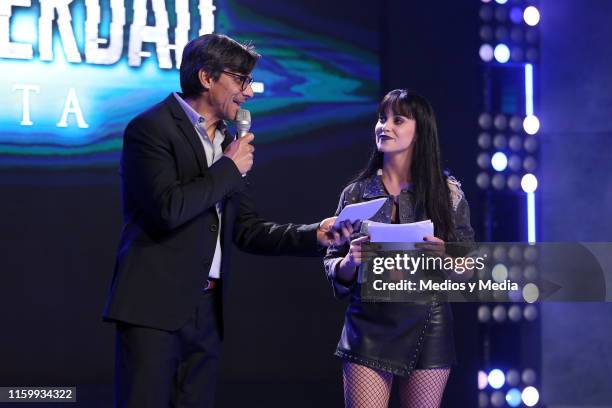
[525,63,534,116]
[525,63,536,242]
[527,192,536,242]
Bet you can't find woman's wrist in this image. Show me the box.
[337,256,357,284]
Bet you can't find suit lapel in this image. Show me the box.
[221,127,235,152]
[164,94,208,172]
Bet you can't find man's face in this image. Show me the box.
[207,70,254,121]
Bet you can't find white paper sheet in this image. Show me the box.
[334,197,387,227]
[367,219,434,243]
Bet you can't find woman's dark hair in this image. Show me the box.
[353,89,456,241]
[180,34,260,97]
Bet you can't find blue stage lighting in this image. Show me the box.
[506,388,522,407]
[522,386,540,406]
[524,6,541,26]
[488,369,505,389]
[523,115,540,135]
[521,174,538,193]
[480,44,494,62]
[478,371,488,390]
[509,7,523,24]
[491,152,508,171]
[494,44,510,63]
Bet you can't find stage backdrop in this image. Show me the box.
[0,0,377,168]
[539,0,612,406]
[0,0,378,402]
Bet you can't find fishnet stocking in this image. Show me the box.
[397,368,451,408]
[342,363,450,408]
[343,361,393,408]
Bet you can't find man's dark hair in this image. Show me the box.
[180,34,260,97]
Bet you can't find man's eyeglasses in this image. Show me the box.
[221,70,254,91]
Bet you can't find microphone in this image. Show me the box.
[236,109,251,138]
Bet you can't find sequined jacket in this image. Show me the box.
[323,172,475,298]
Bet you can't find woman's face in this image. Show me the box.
[375,107,417,155]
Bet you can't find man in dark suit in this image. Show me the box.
[103,34,353,408]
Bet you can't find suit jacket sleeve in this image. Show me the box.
[323,185,355,299]
[122,117,244,231]
[231,184,322,257]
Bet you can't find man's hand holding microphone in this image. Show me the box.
[223,132,255,176]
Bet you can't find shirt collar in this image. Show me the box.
[173,92,228,133]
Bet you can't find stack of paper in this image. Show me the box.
[367,220,434,243]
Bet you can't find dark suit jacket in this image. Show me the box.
[103,94,319,331]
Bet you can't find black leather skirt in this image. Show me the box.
[335,297,456,377]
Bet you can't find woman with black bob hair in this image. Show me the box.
[324,89,474,407]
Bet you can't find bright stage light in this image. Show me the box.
[480,44,494,62]
[522,386,540,406]
[488,369,505,389]
[506,388,522,407]
[523,115,540,134]
[521,173,538,193]
[478,371,489,390]
[494,44,510,63]
[495,0,508,4]
[524,6,541,26]
[527,191,536,242]
[491,152,508,171]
